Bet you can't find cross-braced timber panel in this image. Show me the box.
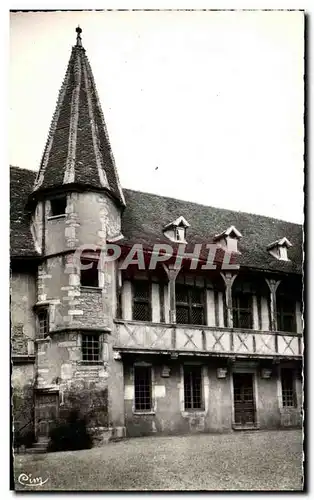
[176,328,203,351]
[255,334,276,355]
[233,332,254,353]
[206,330,229,352]
[277,335,299,356]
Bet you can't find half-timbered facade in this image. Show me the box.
[11,28,303,445]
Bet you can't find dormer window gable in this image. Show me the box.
[163,216,190,243]
[267,237,292,261]
[213,225,242,253]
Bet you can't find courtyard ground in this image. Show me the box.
[13,429,303,491]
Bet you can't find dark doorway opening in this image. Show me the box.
[233,373,256,427]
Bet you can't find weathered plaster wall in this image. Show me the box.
[124,358,233,437]
[256,372,281,429]
[12,364,35,388]
[123,358,302,437]
[75,192,121,246]
[11,272,36,342]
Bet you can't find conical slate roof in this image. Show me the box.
[32,27,125,206]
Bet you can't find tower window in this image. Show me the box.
[80,259,99,287]
[82,334,100,362]
[50,196,67,216]
[37,308,49,338]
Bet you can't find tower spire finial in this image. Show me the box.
[76,26,82,47]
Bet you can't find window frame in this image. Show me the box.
[36,307,49,339]
[175,283,205,326]
[80,256,100,288]
[232,291,253,329]
[183,364,204,411]
[132,279,152,322]
[81,333,101,363]
[49,196,67,217]
[280,368,297,408]
[133,364,153,413]
[276,295,296,333]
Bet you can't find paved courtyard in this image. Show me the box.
[14,430,303,491]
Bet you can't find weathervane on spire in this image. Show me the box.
[76,26,82,47]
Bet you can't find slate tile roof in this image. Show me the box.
[31,34,125,207]
[10,167,302,274]
[10,167,39,258]
[121,189,303,275]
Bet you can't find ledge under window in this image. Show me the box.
[80,286,102,293]
[77,360,103,366]
[133,410,156,416]
[47,214,66,221]
[181,410,206,417]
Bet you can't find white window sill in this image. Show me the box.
[47,214,66,220]
[80,286,102,292]
[133,411,156,416]
[76,361,103,367]
[181,410,206,417]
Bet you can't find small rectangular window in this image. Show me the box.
[184,365,203,410]
[50,197,67,216]
[82,334,100,362]
[281,368,296,407]
[80,259,99,287]
[37,308,49,338]
[132,281,151,322]
[134,365,152,411]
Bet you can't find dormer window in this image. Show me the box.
[213,225,242,253]
[163,216,190,244]
[175,226,185,242]
[267,237,292,262]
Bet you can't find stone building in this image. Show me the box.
[11,28,303,446]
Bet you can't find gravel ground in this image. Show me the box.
[13,429,303,491]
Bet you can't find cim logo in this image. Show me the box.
[18,473,49,487]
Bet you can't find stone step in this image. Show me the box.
[25,440,48,454]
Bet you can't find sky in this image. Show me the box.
[9,10,304,223]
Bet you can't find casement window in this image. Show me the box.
[132,280,151,322]
[176,284,205,325]
[50,196,67,216]
[232,293,253,329]
[277,296,296,333]
[37,308,49,338]
[232,280,254,329]
[184,365,203,410]
[134,365,152,411]
[281,368,297,407]
[82,334,100,362]
[80,258,99,288]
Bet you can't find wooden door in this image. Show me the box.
[35,392,58,441]
[233,373,256,426]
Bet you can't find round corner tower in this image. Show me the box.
[28,27,126,441]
